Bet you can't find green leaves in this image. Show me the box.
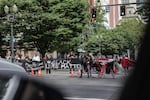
[55,27,73,35]
[0,0,88,55]
[82,17,145,56]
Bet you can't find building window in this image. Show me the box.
[129,10,132,15]
[137,0,145,2]
[122,0,129,4]
[105,6,110,13]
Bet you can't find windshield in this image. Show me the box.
[0,0,149,100]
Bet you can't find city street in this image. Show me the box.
[0,0,147,100]
[37,69,129,100]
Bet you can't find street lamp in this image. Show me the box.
[4,4,18,62]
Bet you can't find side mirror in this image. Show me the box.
[0,73,66,100]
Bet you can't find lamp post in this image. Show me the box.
[4,4,18,62]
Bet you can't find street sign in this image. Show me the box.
[2,37,16,41]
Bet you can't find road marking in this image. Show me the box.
[65,97,107,100]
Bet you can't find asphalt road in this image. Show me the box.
[38,69,129,100]
[56,79,123,100]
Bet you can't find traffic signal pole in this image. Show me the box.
[98,2,148,7]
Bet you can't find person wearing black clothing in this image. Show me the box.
[80,51,88,78]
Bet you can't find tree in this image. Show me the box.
[84,18,145,56]
[0,0,88,56]
[0,0,9,54]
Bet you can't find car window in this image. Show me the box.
[0,77,11,99]
[0,79,8,99]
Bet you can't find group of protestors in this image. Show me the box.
[113,55,135,74]
[74,50,136,76]
[1,50,135,75]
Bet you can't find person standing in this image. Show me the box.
[32,53,40,62]
[32,53,41,74]
[121,55,129,74]
[5,50,11,62]
[68,51,75,73]
[114,55,124,73]
[80,50,88,78]
[43,54,51,74]
[68,51,75,59]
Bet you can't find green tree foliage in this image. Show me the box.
[102,19,145,55]
[83,18,145,56]
[0,1,15,55]
[0,0,88,56]
[118,19,145,46]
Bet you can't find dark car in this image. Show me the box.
[0,58,26,74]
[0,58,65,100]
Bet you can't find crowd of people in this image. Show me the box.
[0,50,135,76]
[68,50,135,77]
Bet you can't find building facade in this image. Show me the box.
[99,0,122,29]
[96,0,139,29]
[88,0,95,23]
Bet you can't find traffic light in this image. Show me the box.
[120,6,126,16]
[92,8,96,18]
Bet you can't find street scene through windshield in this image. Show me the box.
[0,0,148,100]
